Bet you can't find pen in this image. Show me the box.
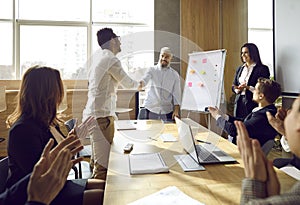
[197,139,211,144]
[117,128,137,131]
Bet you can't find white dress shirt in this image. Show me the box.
[280,135,291,152]
[82,49,138,120]
[235,63,256,95]
[142,64,181,114]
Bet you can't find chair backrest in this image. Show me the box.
[273,157,292,168]
[261,139,274,156]
[0,86,7,112]
[0,157,9,193]
[65,118,76,132]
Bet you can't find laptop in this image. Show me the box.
[175,117,236,164]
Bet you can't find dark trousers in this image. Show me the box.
[138,108,173,121]
[234,95,251,119]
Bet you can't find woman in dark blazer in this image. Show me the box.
[6,66,104,205]
[232,43,270,119]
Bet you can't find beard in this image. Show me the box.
[160,60,169,67]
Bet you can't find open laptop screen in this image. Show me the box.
[175,117,200,163]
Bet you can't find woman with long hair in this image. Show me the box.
[6,65,104,205]
[232,43,270,119]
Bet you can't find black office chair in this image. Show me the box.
[65,118,92,179]
[261,139,275,156]
[0,157,8,193]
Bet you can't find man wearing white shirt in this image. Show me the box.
[138,47,181,121]
[82,28,138,179]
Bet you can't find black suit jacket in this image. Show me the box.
[217,104,278,146]
[6,115,57,188]
[232,64,270,116]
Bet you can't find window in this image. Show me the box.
[20,25,87,79]
[0,0,154,79]
[248,0,273,76]
[0,0,13,79]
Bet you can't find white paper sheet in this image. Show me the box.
[160,133,177,142]
[128,186,204,205]
[280,165,300,180]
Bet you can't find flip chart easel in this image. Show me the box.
[181,49,226,129]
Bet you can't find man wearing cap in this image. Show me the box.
[83,27,139,180]
[138,47,181,121]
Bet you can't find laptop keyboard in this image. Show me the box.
[196,146,219,162]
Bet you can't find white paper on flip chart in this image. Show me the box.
[128,186,204,205]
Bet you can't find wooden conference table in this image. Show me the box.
[103,119,296,205]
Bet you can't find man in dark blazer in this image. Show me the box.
[209,78,281,146]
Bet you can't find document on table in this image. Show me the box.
[115,120,137,131]
[128,186,204,205]
[280,165,300,180]
[129,153,169,175]
[160,133,177,142]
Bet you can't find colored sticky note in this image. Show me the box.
[202,58,207,63]
[188,82,192,87]
[190,69,196,74]
[200,70,206,75]
[192,60,197,64]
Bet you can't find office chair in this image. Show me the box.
[261,139,274,156]
[0,157,8,193]
[65,118,92,179]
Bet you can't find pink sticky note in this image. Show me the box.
[192,60,197,64]
[202,58,207,63]
[188,82,192,87]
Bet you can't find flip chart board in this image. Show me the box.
[181,49,226,112]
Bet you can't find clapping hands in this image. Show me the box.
[235,121,280,196]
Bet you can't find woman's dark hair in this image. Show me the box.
[7,65,64,128]
[240,43,263,66]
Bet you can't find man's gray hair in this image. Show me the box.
[160,47,173,57]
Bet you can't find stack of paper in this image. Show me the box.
[129,153,169,175]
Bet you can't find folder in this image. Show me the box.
[129,153,169,175]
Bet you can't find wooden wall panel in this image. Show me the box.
[181,0,221,79]
[221,0,248,106]
[181,0,247,110]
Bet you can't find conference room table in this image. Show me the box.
[103,119,296,205]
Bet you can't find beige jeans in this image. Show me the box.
[90,116,115,180]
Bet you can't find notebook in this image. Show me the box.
[129,153,169,175]
[175,117,236,164]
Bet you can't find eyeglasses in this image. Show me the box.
[112,34,121,41]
